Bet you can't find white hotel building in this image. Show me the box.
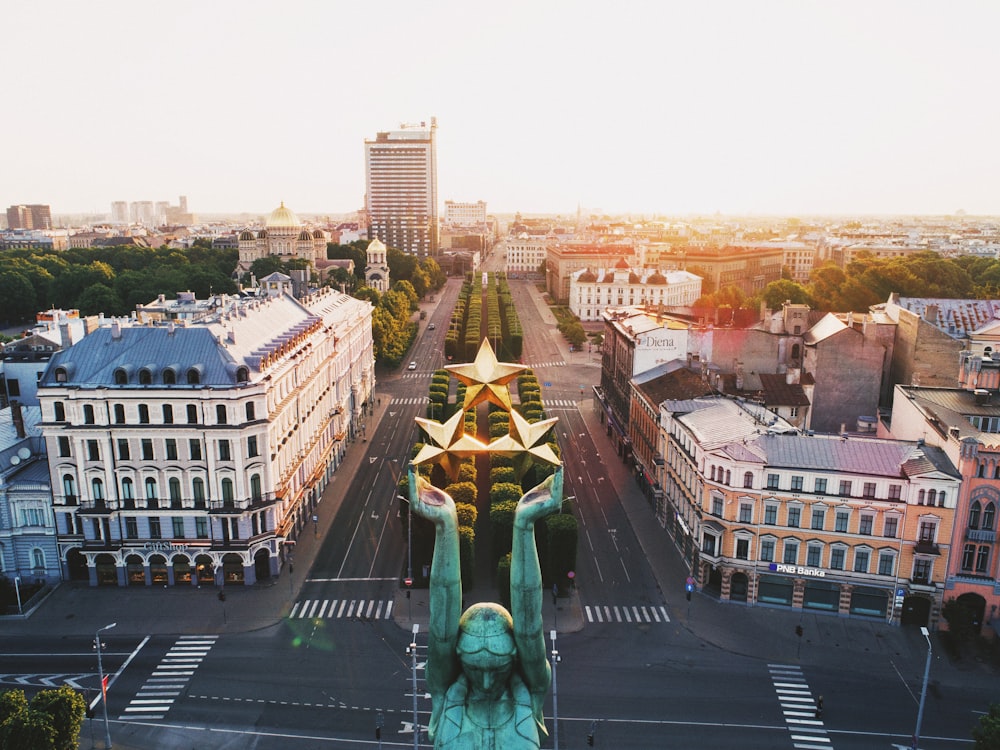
[569,262,703,322]
[37,278,374,587]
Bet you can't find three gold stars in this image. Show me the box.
[412,339,561,481]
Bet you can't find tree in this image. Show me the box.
[0,708,57,750]
[0,271,37,324]
[756,279,813,311]
[75,283,124,317]
[972,703,1000,749]
[29,686,85,750]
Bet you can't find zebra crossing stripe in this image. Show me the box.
[288,599,396,620]
[768,664,831,749]
[583,605,671,624]
[120,635,217,721]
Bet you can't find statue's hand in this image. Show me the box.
[409,468,457,527]
[514,467,563,528]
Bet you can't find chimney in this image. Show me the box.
[10,400,25,439]
[111,321,122,340]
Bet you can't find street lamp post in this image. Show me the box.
[399,494,413,621]
[408,623,420,749]
[550,629,560,749]
[13,576,22,615]
[95,622,117,749]
[912,626,932,750]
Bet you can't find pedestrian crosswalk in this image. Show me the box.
[289,598,394,621]
[768,664,831,749]
[584,604,670,625]
[523,360,567,369]
[119,635,217,721]
[391,397,579,409]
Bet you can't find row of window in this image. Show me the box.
[712,535,934,580]
[62,473,263,506]
[58,435,260,462]
[707,465,953,507]
[64,401,256,426]
[0,548,46,572]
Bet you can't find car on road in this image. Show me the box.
[408,361,417,370]
[428,323,436,330]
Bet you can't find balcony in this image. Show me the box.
[914,540,940,555]
[209,492,279,513]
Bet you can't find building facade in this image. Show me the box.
[503,236,548,275]
[0,403,61,587]
[568,264,702,321]
[365,119,438,256]
[6,204,52,231]
[658,396,958,627]
[37,285,374,588]
[886,377,1000,636]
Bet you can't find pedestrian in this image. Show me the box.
[815,695,824,719]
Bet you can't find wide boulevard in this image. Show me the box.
[0,264,990,749]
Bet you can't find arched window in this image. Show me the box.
[139,369,152,385]
[926,490,936,506]
[91,478,104,500]
[31,548,44,570]
[917,489,925,505]
[62,474,76,500]
[969,500,982,530]
[169,478,182,506]
[187,368,201,385]
[984,502,996,531]
[192,477,205,502]
[55,367,68,383]
[744,472,753,489]
[221,478,234,503]
[121,477,134,499]
[145,478,158,500]
[114,368,128,385]
[725,470,731,485]
[710,466,716,481]
[791,343,801,360]
[250,474,262,501]
[236,366,250,384]
[162,368,176,385]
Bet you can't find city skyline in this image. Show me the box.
[4,1,998,218]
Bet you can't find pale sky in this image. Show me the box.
[4,0,998,219]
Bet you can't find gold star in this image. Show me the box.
[412,410,488,482]
[446,339,527,412]
[488,409,561,479]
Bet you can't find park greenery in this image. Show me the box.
[0,238,446,368]
[695,249,997,313]
[0,686,86,750]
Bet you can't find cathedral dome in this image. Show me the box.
[266,202,301,229]
[577,269,597,283]
[647,270,667,285]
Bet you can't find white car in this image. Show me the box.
[408,361,417,370]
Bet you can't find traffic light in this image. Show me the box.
[587,733,594,746]
[795,624,803,637]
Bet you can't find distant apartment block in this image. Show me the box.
[444,200,486,227]
[6,204,52,231]
[365,119,438,256]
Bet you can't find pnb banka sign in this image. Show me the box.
[770,563,826,578]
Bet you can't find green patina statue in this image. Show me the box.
[409,465,563,749]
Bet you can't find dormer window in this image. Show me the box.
[114,368,128,385]
[139,368,152,385]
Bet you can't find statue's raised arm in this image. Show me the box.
[511,467,563,730]
[408,467,461,737]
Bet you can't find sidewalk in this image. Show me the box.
[1,392,394,638]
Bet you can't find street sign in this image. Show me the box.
[404,578,413,587]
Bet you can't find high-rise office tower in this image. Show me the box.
[6,204,52,230]
[365,118,438,256]
[110,201,129,225]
